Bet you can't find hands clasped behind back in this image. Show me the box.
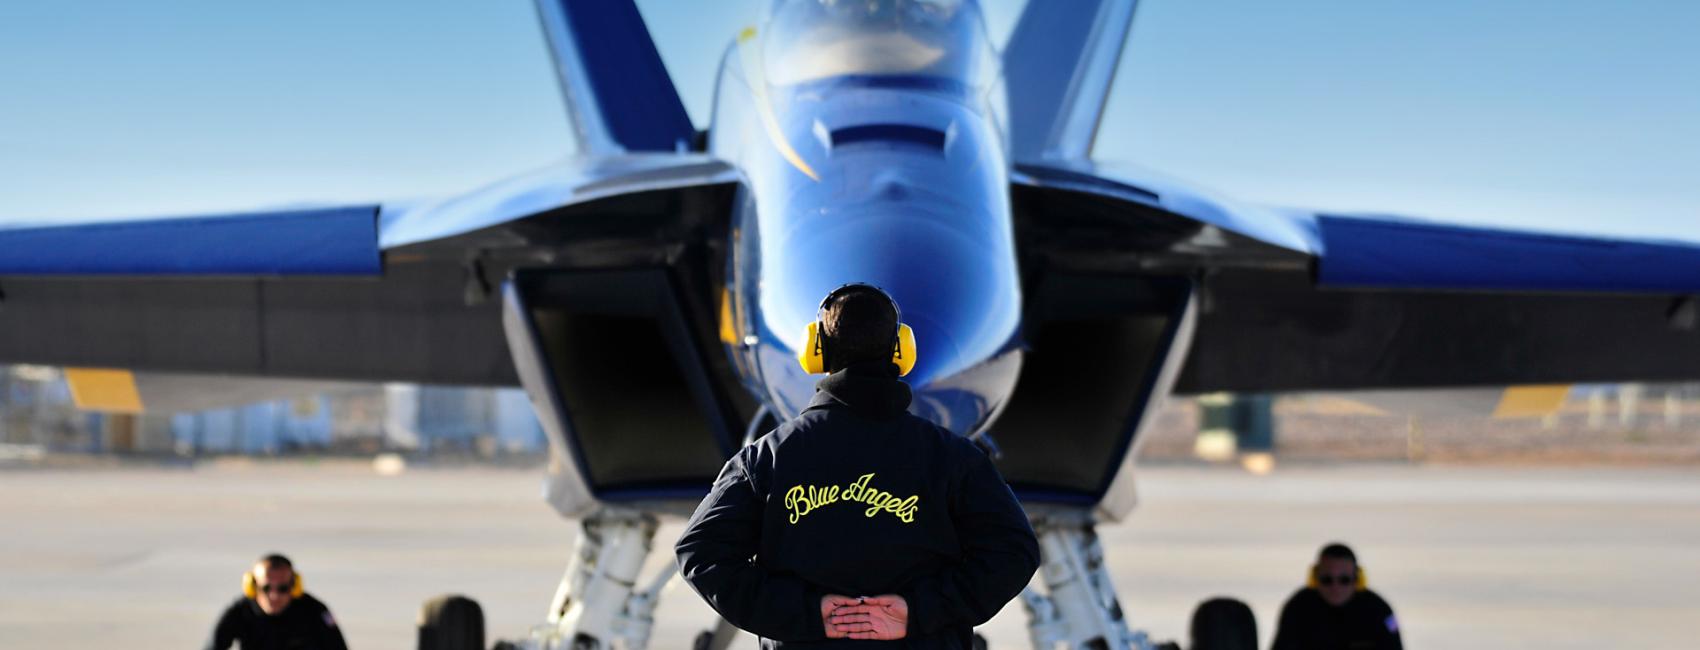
[822,594,908,641]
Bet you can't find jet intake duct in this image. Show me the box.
[992,272,1194,517]
[503,269,745,518]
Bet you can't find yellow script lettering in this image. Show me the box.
[784,472,920,525]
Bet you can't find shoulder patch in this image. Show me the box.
[323,610,338,628]
[1384,614,1398,633]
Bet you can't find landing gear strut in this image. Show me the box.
[1021,513,1163,650]
[503,507,676,649]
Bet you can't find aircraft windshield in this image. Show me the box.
[762,0,996,89]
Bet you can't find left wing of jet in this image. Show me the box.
[1004,0,1700,394]
[1012,159,1700,394]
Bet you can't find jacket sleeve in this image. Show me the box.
[903,445,1041,634]
[1373,594,1404,650]
[204,601,241,650]
[316,601,349,650]
[1270,593,1305,650]
[675,454,827,642]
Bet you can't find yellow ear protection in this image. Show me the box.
[797,283,917,377]
[1306,564,1368,591]
[242,570,305,599]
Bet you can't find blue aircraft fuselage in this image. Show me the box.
[709,5,1023,435]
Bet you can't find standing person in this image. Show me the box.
[207,554,348,650]
[676,284,1040,648]
[1271,543,1403,650]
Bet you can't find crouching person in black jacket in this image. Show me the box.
[677,284,1041,648]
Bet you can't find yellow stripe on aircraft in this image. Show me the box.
[737,26,820,181]
[720,287,741,345]
[1491,384,1571,419]
[64,368,144,413]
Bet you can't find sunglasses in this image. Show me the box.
[1317,573,1355,586]
[258,584,293,595]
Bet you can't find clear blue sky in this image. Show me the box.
[1,0,1695,242]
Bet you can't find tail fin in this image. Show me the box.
[534,0,696,154]
[1003,0,1139,162]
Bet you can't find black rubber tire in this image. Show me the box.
[1189,597,1258,650]
[418,594,485,650]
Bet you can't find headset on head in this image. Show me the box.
[1306,564,1368,591]
[242,568,305,599]
[797,283,917,377]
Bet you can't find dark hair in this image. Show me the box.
[1189,597,1258,650]
[820,287,899,372]
[1318,543,1356,564]
[257,554,294,571]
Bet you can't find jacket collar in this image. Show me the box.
[806,362,913,419]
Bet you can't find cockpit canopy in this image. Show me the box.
[762,0,997,90]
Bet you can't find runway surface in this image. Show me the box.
[3,461,1697,649]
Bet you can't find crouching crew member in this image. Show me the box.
[1272,543,1403,650]
[677,284,1040,648]
[207,554,348,650]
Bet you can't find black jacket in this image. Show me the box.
[1270,588,1403,650]
[206,593,348,650]
[676,363,1040,649]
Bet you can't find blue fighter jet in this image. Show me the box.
[3,1,1698,648]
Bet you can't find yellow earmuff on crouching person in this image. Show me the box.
[242,569,305,599]
[796,283,917,377]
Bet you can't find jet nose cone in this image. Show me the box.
[758,193,1023,431]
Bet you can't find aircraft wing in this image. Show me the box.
[0,153,735,388]
[1012,159,1700,394]
[0,0,735,391]
[1004,0,1700,392]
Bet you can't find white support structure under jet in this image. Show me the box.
[1021,515,1164,650]
[507,508,674,650]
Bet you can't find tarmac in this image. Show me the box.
[3,459,1697,649]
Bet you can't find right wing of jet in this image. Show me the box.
[0,1,758,506]
[0,153,735,386]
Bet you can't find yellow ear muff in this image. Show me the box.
[1305,564,1319,589]
[242,570,304,599]
[797,321,827,374]
[1355,566,1368,590]
[892,323,917,377]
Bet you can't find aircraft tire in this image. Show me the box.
[1188,597,1257,650]
[417,594,484,650]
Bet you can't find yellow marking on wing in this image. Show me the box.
[64,368,144,413]
[1492,385,1571,419]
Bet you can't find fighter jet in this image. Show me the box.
[3,1,1697,648]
